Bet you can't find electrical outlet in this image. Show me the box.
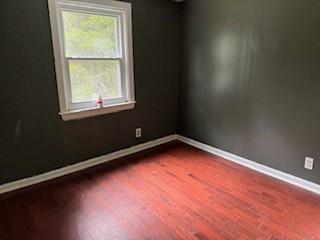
[304,157,314,170]
[136,128,142,138]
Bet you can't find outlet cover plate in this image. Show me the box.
[304,157,314,170]
[136,128,142,138]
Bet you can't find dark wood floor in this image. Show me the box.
[1,142,320,240]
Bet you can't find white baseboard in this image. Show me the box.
[1,133,319,196]
[177,135,320,195]
[0,134,178,195]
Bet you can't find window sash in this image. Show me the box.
[59,3,124,59]
[65,58,127,110]
[58,2,127,110]
[48,0,135,117]
[61,10,122,59]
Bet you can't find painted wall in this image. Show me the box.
[179,0,320,184]
[0,0,180,184]
[2,0,320,187]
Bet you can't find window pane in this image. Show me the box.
[68,60,122,103]
[62,11,119,58]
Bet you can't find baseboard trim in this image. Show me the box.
[0,134,178,195]
[177,135,320,195]
[1,134,319,196]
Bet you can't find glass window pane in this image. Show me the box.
[68,60,122,103]
[62,11,119,58]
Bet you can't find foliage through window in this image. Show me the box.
[48,0,135,120]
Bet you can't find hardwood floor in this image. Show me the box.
[0,142,320,240]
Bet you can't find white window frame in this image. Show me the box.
[48,0,135,121]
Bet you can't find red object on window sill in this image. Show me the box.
[97,95,103,108]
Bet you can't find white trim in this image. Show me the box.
[0,134,177,195]
[60,101,136,121]
[1,134,319,195]
[177,135,320,195]
[48,0,135,119]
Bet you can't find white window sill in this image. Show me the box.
[60,101,136,121]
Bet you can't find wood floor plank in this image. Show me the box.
[0,142,319,239]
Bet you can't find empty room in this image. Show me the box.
[1,0,320,239]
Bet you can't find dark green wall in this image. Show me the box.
[179,0,320,184]
[0,0,180,184]
[2,0,320,186]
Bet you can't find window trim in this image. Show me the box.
[48,0,135,121]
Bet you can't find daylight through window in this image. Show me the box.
[48,0,135,120]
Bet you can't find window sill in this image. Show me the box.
[60,101,136,121]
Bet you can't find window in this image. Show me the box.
[48,0,135,121]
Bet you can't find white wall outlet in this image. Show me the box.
[136,128,142,138]
[304,157,314,170]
